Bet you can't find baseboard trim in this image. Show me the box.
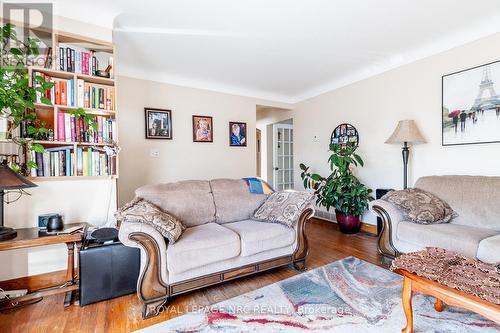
[312,216,377,235]
[0,269,67,292]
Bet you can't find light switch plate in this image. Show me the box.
[150,148,160,158]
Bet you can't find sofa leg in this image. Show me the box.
[142,297,169,319]
[292,260,307,272]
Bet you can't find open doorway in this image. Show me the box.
[256,105,293,190]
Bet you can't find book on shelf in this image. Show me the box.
[31,146,115,177]
[56,112,116,143]
[32,71,115,110]
[32,71,75,107]
[31,146,74,177]
[76,147,116,177]
[43,47,52,69]
[57,44,105,76]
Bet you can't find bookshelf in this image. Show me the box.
[1,29,118,181]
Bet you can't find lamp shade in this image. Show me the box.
[0,162,37,190]
[385,120,426,144]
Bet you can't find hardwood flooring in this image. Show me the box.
[0,219,386,333]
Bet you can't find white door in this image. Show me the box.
[273,124,294,190]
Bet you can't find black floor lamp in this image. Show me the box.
[0,161,37,240]
[385,120,426,189]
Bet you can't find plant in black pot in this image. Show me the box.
[300,143,373,234]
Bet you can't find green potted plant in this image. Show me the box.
[300,143,373,234]
[0,23,97,174]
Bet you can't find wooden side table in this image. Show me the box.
[0,223,87,311]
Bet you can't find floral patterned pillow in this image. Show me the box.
[115,198,185,244]
[382,188,457,224]
[253,191,314,227]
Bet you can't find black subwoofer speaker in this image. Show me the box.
[79,238,140,306]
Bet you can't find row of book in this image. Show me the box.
[57,113,116,143]
[30,147,116,177]
[57,45,98,75]
[33,72,115,110]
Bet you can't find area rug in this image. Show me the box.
[136,257,499,332]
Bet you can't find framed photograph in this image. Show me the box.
[145,108,172,139]
[442,60,500,146]
[229,121,247,147]
[192,115,213,142]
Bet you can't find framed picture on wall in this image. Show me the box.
[229,121,247,146]
[442,60,500,146]
[192,115,213,142]
[145,108,172,139]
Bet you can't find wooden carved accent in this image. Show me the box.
[396,269,500,332]
[129,232,169,319]
[292,208,314,266]
[370,204,399,259]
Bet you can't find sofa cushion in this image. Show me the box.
[167,223,240,274]
[210,179,268,224]
[397,221,498,258]
[415,176,500,231]
[382,188,457,224]
[253,191,314,227]
[115,198,185,244]
[136,180,216,227]
[224,220,296,257]
[476,234,500,264]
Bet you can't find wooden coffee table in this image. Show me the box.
[396,268,500,333]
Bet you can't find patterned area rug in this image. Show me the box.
[136,257,499,332]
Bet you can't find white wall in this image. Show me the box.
[116,76,291,205]
[0,18,115,281]
[293,32,500,224]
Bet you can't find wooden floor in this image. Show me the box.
[0,219,386,333]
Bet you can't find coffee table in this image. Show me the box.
[395,268,500,333]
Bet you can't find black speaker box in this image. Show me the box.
[79,237,140,306]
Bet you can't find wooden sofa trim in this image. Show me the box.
[128,207,314,319]
[370,204,400,259]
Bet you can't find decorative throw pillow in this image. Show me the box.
[253,191,314,227]
[115,198,185,244]
[381,188,457,224]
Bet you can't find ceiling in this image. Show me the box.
[52,0,500,103]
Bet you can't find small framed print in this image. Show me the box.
[145,108,172,139]
[229,121,247,147]
[192,115,213,142]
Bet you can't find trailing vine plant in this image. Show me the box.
[0,23,97,175]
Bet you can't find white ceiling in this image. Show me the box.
[53,0,500,103]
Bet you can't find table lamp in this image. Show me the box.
[0,160,37,240]
[385,120,426,189]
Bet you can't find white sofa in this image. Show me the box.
[370,175,500,264]
[118,179,314,318]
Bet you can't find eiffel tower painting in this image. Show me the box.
[473,66,500,110]
[442,60,500,146]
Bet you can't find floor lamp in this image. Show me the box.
[385,120,426,189]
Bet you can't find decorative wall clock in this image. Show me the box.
[330,123,359,150]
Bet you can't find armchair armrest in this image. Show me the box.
[369,199,404,258]
[118,221,170,318]
[291,204,315,271]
